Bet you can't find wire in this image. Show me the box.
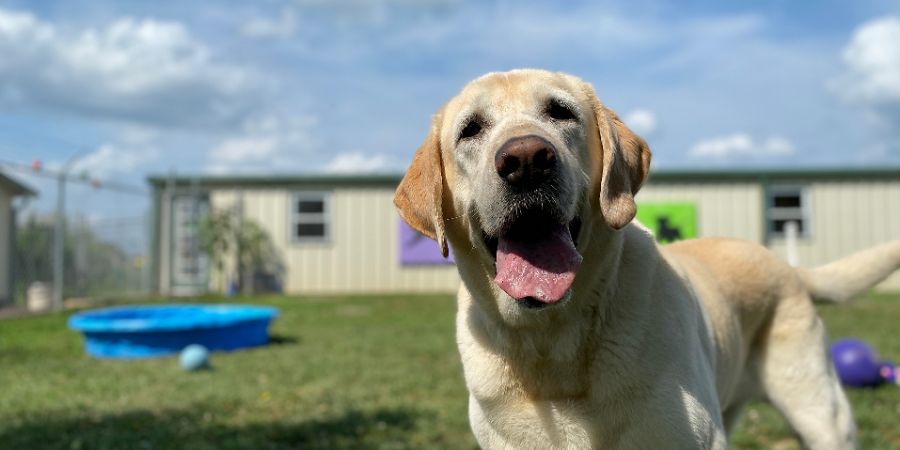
[0,158,149,196]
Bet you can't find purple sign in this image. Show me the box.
[398,219,455,265]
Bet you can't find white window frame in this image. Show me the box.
[290,191,332,244]
[766,185,811,240]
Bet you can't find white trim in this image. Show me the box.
[289,191,332,244]
[766,184,811,240]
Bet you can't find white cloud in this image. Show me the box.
[72,143,160,178]
[323,152,391,173]
[240,9,296,39]
[0,8,258,128]
[205,114,319,174]
[689,133,795,159]
[649,15,765,72]
[368,6,765,69]
[624,109,658,136]
[295,0,461,24]
[829,16,900,160]
[832,16,900,106]
[210,137,277,162]
[118,124,161,146]
[206,113,397,174]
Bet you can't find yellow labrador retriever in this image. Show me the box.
[394,69,900,449]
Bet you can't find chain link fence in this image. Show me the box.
[9,175,150,310]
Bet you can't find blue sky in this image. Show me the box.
[1,0,899,220]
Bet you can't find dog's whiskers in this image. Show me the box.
[442,212,466,223]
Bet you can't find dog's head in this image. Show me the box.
[395,69,650,315]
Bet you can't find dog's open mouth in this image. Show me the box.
[483,211,582,307]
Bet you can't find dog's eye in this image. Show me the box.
[459,119,483,140]
[546,99,577,121]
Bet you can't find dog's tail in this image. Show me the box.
[798,240,900,304]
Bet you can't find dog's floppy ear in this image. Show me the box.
[394,114,449,257]
[588,90,652,230]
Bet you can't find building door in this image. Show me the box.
[169,194,209,295]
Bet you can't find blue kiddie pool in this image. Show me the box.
[68,304,279,359]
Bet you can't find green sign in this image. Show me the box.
[635,202,697,243]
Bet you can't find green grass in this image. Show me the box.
[1,293,898,449]
[731,293,900,450]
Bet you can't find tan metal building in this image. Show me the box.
[0,172,36,305]
[148,168,900,296]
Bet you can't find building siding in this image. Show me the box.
[157,189,171,295]
[153,173,900,295]
[0,189,10,303]
[767,180,900,290]
[211,187,460,294]
[638,181,764,242]
[640,179,900,290]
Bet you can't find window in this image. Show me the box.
[766,185,809,239]
[291,192,331,242]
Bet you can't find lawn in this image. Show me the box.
[0,293,898,450]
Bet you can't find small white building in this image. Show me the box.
[148,168,900,296]
[0,172,35,305]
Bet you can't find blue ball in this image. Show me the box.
[179,344,210,371]
[831,338,880,387]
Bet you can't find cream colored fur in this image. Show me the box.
[394,69,900,449]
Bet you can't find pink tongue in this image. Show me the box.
[494,224,582,304]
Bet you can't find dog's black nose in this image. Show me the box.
[495,135,557,189]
